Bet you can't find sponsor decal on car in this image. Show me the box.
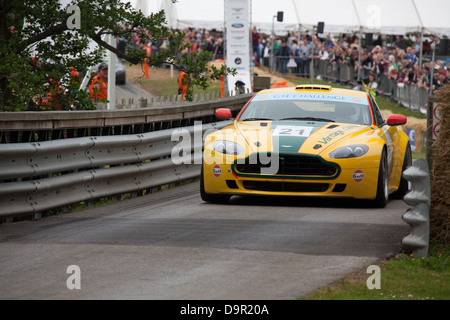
[254,93,368,105]
[213,165,222,178]
[272,125,313,137]
[352,169,365,183]
[318,130,345,144]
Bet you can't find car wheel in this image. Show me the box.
[371,148,389,208]
[200,166,230,204]
[391,143,412,199]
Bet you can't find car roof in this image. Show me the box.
[256,84,369,98]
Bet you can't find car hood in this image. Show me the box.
[234,120,370,156]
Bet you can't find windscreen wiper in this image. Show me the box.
[278,117,335,122]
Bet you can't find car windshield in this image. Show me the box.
[238,93,372,125]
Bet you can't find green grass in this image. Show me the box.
[142,77,178,97]
[375,95,426,119]
[412,151,426,160]
[140,77,222,98]
[301,242,450,300]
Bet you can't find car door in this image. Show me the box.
[370,95,401,188]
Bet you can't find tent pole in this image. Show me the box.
[250,0,254,89]
[310,27,315,84]
[429,41,436,96]
[357,27,362,82]
[350,0,362,84]
[107,34,116,110]
[270,15,275,78]
[411,0,424,69]
[419,27,424,69]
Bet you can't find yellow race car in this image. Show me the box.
[201,85,412,207]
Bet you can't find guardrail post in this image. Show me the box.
[401,158,431,257]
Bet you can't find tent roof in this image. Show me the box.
[173,0,300,34]
[413,0,450,36]
[128,0,450,36]
[173,0,225,30]
[129,0,301,34]
[294,0,450,36]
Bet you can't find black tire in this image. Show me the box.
[200,166,230,204]
[371,148,389,208]
[391,143,412,199]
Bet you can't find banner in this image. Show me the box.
[406,128,417,151]
[432,102,441,140]
[225,0,252,95]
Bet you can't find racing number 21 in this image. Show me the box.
[273,126,313,137]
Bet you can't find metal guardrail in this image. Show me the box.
[0,93,252,143]
[0,120,232,219]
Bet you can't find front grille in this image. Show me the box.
[234,154,338,177]
[242,181,329,192]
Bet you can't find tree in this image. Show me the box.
[0,0,234,111]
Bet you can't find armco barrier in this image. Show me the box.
[401,159,431,257]
[0,120,232,219]
[0,93,252,143]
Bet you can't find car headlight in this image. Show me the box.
[329,144,369,159]
[213,140,245,155]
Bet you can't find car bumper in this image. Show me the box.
[202,158,380,200]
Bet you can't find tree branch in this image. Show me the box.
[17,23,68,52]
[90,33,140,64]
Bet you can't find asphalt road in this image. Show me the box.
[0,181,410,300]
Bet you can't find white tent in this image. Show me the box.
[293,0,450,36]
[172,0,225,30]
[129,0,301,34]
[127,0,450,37]
[410,0,450,36]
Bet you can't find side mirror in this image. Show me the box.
[215,108,232,119]
[387,114,407,126]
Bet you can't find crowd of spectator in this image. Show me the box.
[123,26,449,94]
[253,31,449,93]
[119,28,225,62]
